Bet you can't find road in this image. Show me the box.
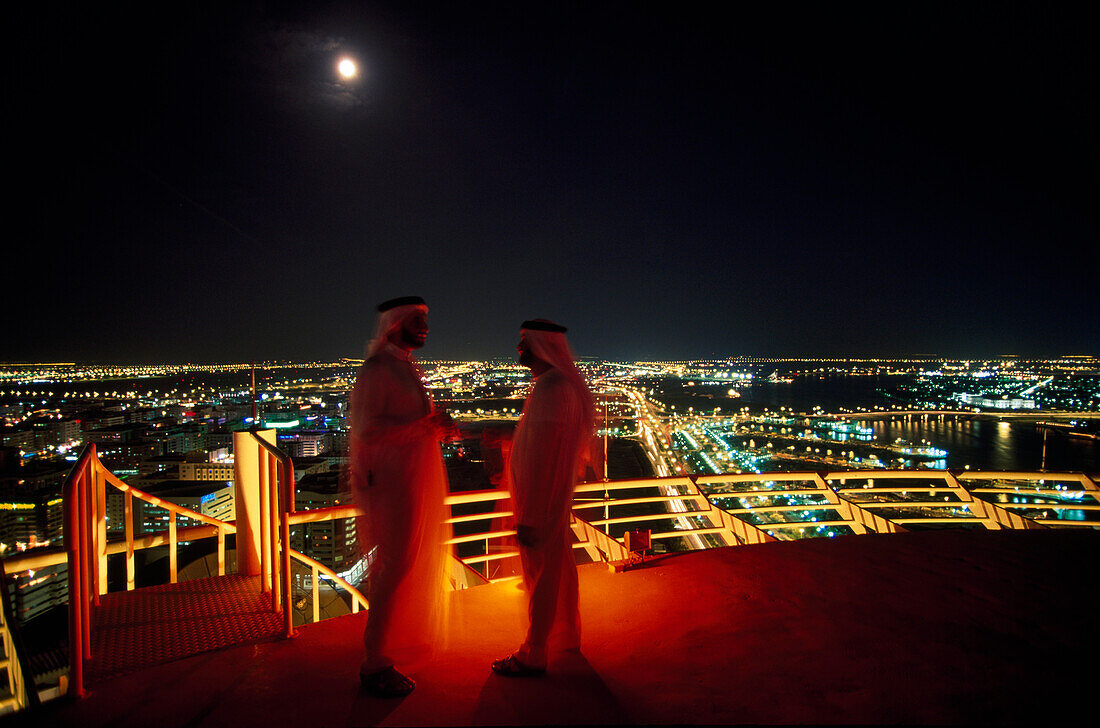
[601,384,711,550]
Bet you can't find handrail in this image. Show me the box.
[449,552,493,588]
[58,442,246,698]
[570,514,630,562]
[287,504,359,525]
[3,523,233,580]
[247,431,296,639]
[25,456,1098,704]
[43,465,1093,582]
[103,468,234,531]
[0,548,66,574]
[62,443,93,698]
[102,468,236,588]
[284,547,368,624]
[279,539,488,626]
[0,556,40,713]
[825,470,1055,531]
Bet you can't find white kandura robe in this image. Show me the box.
[349,343,448,674]
[510,366,590,668]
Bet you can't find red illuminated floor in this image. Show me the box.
[17,529,1099,726]
[85,574,283,683]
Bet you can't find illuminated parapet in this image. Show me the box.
[697,472,903,541]
[573,478,730,550]
[957,472,1100,528]
[446,477,733,583]
[825,470,1040,531]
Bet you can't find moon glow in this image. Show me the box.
[337,57,358,79]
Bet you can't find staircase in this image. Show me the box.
[83,574,283,683]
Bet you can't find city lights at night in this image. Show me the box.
[2,2,1096,723]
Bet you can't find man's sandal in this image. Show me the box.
[491,654,546,677]
[360,666,415,697]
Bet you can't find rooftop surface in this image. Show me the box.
[13,528,1098,726]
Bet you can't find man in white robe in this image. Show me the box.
[492,319,594,676]
[349,296,453,697]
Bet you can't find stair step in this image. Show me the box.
[86,574,283,684]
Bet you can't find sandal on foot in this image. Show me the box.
[491,654,546,678]
[360,666,415,697]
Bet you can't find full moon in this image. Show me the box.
[337,57,358,79]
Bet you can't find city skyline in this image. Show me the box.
[8,3,1096,363]
[2,354,1098,368]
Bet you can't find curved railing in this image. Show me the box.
[285,546,368,623]
[56,443,247,698]
[436,469,1099,581]
[43,436,379,697]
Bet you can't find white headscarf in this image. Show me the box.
[522,322,594,434]
[366,302,429,359]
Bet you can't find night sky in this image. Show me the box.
[8,2,1096,363]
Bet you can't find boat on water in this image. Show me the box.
[890,437,948,459]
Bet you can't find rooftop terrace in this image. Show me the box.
[12,527,1097,726]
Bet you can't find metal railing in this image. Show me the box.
[699,471,908,539]
[251,435,296,638]
[57,443,253,698]
[4,445,1096,705]
[826,470,1047,531]
[957,471,1100,527]
[0,557,39,714]
[439,470,1098,564]
[8,437,348,698]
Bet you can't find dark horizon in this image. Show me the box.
[8,3,1096,363]
[2,352,1096,368]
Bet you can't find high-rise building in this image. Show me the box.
[105,479,234,535]
[178,460,235,481]
[164,424,208,454]
[290,469,361,583]
[278,431,329,458]
[4,559,67,624]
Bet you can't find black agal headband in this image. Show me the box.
[377,296,426,312]
[521,319,567,333]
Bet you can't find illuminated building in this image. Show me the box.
[0,429,34,452]
[290,469,362,583]
[277,431,328,458]
[178,460,235,481]
[105,479,234,536]
[0,460,67,551]
[4,558,67,624]
[957,392,1037,409]
[85,424,140,444]
[164,424,208,454]
[0,501,41,550]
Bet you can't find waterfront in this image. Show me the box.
[3,360,1097,477]
[865,416,1096,472]
[647,373,1099,474]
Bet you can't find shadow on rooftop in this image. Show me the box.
[10,528,1098,726]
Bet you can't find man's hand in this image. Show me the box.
[516,525,540,549]
[432,410,461,442]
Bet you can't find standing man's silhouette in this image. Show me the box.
[349,296,454,697]
[493,319,594,677]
